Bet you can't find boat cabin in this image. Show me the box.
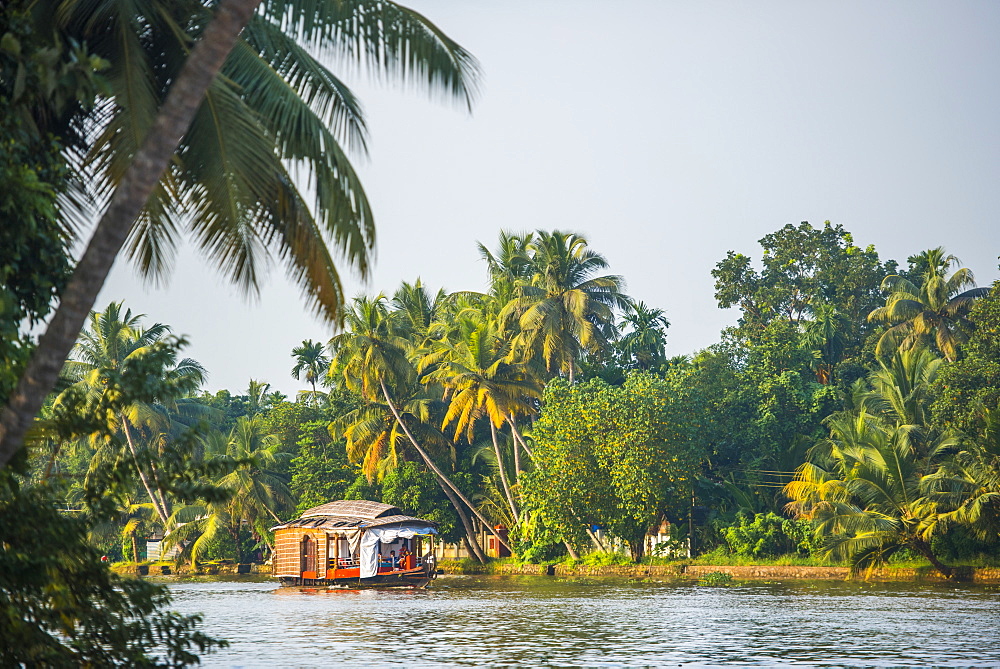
[271,500,438,586]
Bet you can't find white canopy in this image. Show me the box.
[359,524,437,578]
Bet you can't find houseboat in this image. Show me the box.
[271,500,438,587]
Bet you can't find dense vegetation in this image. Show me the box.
[22,225,998,581]
[0,0,476,664]
[1,0,998,664]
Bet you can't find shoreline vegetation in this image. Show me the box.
[110,558,1000,583]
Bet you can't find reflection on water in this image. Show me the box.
[166,575,1000,667]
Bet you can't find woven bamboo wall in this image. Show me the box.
[273,528,329,578]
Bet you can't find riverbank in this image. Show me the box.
[463,561,1000,582]
[110,562,270,577]
[111,560,1000,583]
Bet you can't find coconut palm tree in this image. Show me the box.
[617,300,670,371]
[54,302,206,524]
[504,230,629,383]
[291,340,329,404]
[477,230,535,305]
[419,313,543,523]
[166,416,292,564]
[391,279,449,347]
[784,347,960,577]
[0,0,480,468]
[868,248,989,361]
[328,295,511,559]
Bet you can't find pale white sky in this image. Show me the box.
[96,0,1000,397]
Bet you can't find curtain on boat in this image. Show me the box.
[359,525,438,578]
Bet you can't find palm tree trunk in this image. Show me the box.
[490,421,519,523]
[435,471,487,563]
[131,531,140,564]
[378,379,513,553]
[0,0,264,470]
[913,538,953,578]
[511,422,522,479]
[121,419,170,525]
[507,414,534,460]
[143,447,173,521]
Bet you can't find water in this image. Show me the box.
[165,575,1000,667]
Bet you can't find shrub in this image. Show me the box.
[721,512,813,558]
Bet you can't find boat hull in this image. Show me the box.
[277,564,436,588]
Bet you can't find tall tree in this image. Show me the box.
[291,339,329,403]
[420,312,542,523]
[713,221,892,359]
[329,295,515,559]
[0,0,479,469]
[524,373,705,561]
[617,300,670,371]
[869,248,989,362]
[504,230,628,384]
[55,302,206,524]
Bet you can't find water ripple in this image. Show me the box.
[165,576,1000,668]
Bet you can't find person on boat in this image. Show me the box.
[398,547,412,569]
[388,550,396,570]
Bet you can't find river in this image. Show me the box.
[165,575,1000,667]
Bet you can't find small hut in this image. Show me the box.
[271,500,438,586]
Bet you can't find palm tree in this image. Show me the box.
[617,300,670,371]
[478,230,535,305]
[393,279,448,333]
[420,313,543,523]
[328,295,511,559]
[55,302,206,524]
[803,303,849,384]
[784,348,960,577]
[868,248,989,361]
[167,416,292,564]
[291,340,329,404]
[923,408,1000,544]
[0,0,480,468]
[504,230,629,383]
[245,379,272,417]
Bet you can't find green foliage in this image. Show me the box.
[0,477,226,666]
[720,512,814,558]
[523,372,706,561]
[380,461,461,543]
[195,390,250,433]
[713,221,893,362]
[697,571,734,586]
[290,419,357,514]
[932,281,1000,432]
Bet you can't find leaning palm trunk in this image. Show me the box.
[0,0,263,469]
[511,424,521,478]
[490,421,519,523]
[912,538,953,578]
[434,471,487,562]
[121,419,170,524]
[507,414,534,460]
[378,379,513,553]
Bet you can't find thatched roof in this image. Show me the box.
[300,500,401,520]
[271,500,437,532]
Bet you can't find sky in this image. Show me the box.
[95,0,1000,398]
